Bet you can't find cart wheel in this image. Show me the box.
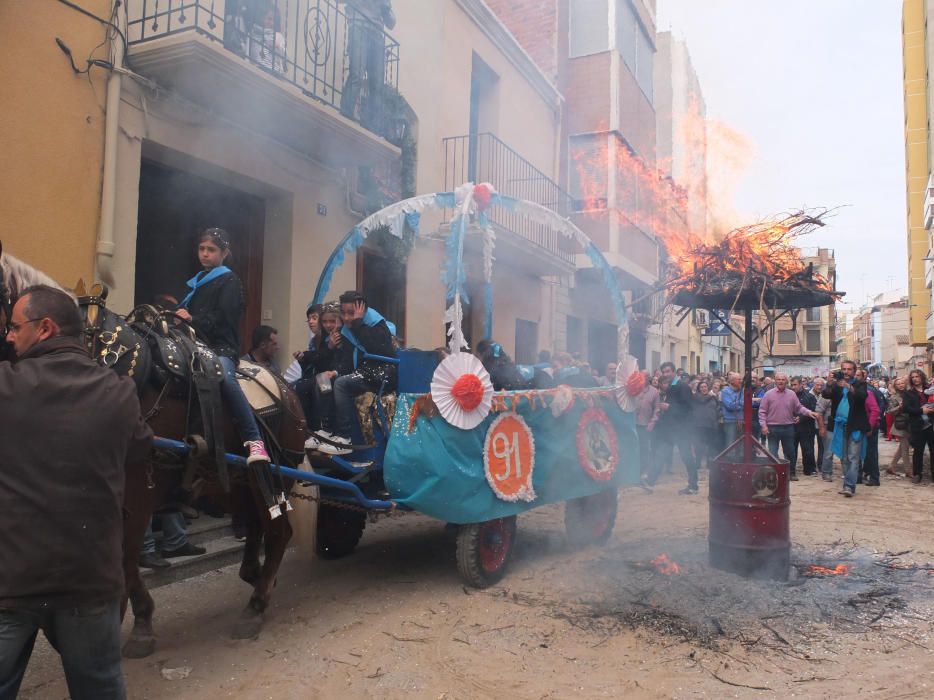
[316,504,366,559]
[456,516,517,588]
[565,489,618,547]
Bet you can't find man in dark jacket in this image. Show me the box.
[318,291,397,455]
[654,361,700,495]
[0,285,152,699]
[792,377,818,475]
[857,369,886,487]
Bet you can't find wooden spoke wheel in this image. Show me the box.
[456,516,517,588]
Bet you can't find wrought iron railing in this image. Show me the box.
[127,0,400,135]
[442,133,574,264]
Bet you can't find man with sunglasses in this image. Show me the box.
[0,285,152,699]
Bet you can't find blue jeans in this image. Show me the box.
[723,421,742,446]
[219,355,262,442]
[333,372,376,438]
[142,512,188,554]
[820,428,835,476]
[0,600,125,700]
[843,432,865,492]
[766,424,797,474]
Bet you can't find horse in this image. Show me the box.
[0,244,307,657]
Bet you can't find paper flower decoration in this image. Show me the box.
[430,352,494,429]
[550,384,576,417]
[615,355,640,412]
[474,182,494,211]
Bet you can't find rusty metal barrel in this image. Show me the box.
[708,437,790,581]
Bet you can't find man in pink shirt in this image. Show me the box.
[758,373,819,481]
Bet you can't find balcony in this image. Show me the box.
[442,133,575,274]
[126,0,401,167]
[925,174,934,230]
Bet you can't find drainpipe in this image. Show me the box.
[96,3,125,286]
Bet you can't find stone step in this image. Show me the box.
[142,535,244,589]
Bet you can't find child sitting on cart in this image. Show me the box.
[315,291,397,455]
[304,302,354,449]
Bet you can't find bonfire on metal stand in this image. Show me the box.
[660,210,844,582]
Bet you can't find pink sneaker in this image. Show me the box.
[245,440,270,464]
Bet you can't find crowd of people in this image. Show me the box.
[631,359,934,497]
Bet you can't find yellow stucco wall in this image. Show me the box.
[903,0,931,345]
[0,0,109,287]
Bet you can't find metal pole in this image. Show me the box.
[744,308,754,462]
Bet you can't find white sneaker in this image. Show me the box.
[304,435,321,450]
[318,436,352,456]
[314,429,334,440]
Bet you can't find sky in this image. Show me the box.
[657,0,907,309]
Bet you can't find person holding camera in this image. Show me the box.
[822,360,879,497]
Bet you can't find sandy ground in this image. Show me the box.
[19,438,934,700]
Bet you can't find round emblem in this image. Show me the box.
[576,408,619,481]
[752,466,778,497]
[483,413,536,502]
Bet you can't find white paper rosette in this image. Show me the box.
[615,354,641,412]
[550,384,576,417]
[430,352,494,429]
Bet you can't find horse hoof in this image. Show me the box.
[122,636,156,658]
[231,614,263,640]
[239,566,260,586]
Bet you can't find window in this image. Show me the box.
[805,307,821,322]
[806,329,821,352]
[615,0,654,102]
[570,0,609,57]
[777,330,796,344]
[569,134,608,210]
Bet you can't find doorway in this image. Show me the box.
[356,247,406,343]
[135,161,266,353]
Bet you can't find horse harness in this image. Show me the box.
[81,297,232,491]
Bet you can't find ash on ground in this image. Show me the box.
[490,534,934,656]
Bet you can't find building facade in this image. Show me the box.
[0,0,584,362]
[2,0,717,377]
[757,248,837,378]
[903,0,933,367]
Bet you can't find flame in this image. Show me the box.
[806,564,850,577]
[650,553,682,575]
[569,116,829,297]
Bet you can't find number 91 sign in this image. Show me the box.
[483,413,536,502]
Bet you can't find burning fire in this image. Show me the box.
[805,564,850,577]
[650,554,682,575]
[570,117,833,299]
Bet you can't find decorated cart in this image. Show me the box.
[289,184,643,585]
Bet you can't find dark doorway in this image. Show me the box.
[135,161,265,353]
[515,318,538,365]
[587,319,617,376]
[628,330,646,369]
[356,247,406,343]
